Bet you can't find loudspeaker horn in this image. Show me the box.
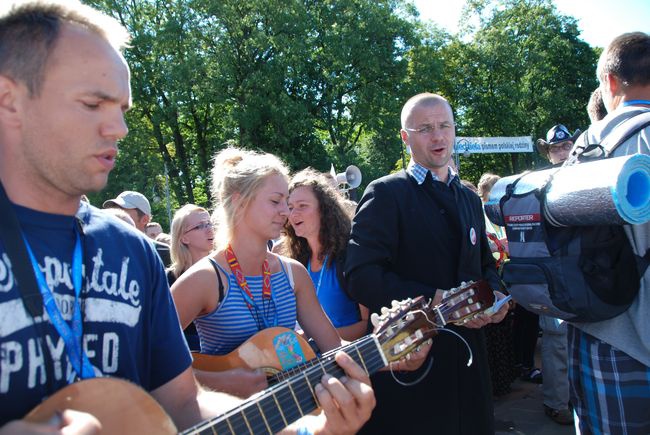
[331,165,362,189]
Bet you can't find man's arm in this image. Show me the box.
[150,367,239,431]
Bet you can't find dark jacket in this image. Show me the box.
[345,170,499,435]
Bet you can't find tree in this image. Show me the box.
[437,0,599,184]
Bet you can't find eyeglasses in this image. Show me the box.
[405,122,455,135]
[548,142,573,154]
[184,221,213,233]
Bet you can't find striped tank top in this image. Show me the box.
[194,259,297,355]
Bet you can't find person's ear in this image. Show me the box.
[400,129,409,145]
[0,75,23,128]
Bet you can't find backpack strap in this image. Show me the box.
[602,110,650,156]
[636,250,650,277]
[567,110,650,163]
[0,181,44,317]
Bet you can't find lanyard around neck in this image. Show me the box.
[225,244,277,329]
[23,230,95,382]
[307,254,328,297]
[623,100,650,107]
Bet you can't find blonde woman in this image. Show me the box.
[167,204,215,350]
[168,204,214,285]
[172,148,350,399]
[172,147,428,402]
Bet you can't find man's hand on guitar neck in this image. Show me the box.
[1,409,100,435]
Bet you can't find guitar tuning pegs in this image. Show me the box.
[370,312,380,327]
[381,307,390,315]
[391,300,400,309]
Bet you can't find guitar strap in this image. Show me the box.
[0,181,44,317]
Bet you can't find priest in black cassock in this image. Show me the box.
[345,92,509,434]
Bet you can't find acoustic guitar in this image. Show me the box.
[24,280,494,434]
[192,279,495,385]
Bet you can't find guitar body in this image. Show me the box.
[24,378,176,434]
[191,327,316,377]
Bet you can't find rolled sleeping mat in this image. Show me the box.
[485,154,650,227]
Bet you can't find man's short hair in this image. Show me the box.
[401,93,451,130]
[597,32,650,87]
[587,88,607,123]
[0,0,130,96]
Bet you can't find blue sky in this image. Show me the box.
[413,0,650,48]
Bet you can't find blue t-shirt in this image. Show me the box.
[308,260,359,328]
[0,202,191,424]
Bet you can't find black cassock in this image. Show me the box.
[346,170,501,435]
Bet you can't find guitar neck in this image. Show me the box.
[183,335,386,435]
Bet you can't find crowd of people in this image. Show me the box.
[1,0,648,434]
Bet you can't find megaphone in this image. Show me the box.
[330,164,362,189]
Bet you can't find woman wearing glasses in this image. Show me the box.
[168,204,215,285]
[167,204,215,350]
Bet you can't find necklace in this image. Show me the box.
[225,244,277,330]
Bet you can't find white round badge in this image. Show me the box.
[469,227,477,245]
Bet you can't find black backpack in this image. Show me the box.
[500,111,650,322]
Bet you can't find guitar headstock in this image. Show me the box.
[437,280,495,325]
[369,280,495,364]
[370,296,438,363]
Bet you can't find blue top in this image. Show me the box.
[0,202,191,424]
[194,261,297,355]
[308,260,359,328]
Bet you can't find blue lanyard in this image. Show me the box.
[623,100,650,107]
[237,287,278,329]
[23,231,95,382]
[307,255,328,297]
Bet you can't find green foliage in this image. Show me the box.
[437,0,599,183]
[83,0,600,207]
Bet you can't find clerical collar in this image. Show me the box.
[407,159,457,186]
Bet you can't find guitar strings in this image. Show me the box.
[186,337,386,434]
[188,293,488,433]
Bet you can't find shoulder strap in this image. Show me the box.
[207,257,225,301]
[0,181,43,317]
[278,256,295,290]
[602,110,650,156]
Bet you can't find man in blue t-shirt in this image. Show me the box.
[0,1,375,433]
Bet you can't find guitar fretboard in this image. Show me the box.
[182,335,386,435]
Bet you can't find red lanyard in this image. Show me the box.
[225,244,272,308]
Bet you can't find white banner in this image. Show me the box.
[455,136,533,154]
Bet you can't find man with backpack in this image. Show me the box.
[568,32,650,434]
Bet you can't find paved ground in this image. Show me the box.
[494,377,576,435]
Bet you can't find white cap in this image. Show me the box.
[103,191,151,216]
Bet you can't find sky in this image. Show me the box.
[413,0,650,48]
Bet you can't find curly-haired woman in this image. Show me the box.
[280,168,368,341]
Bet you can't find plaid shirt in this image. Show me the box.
[406,159,458,186]
[568,325,650,434]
